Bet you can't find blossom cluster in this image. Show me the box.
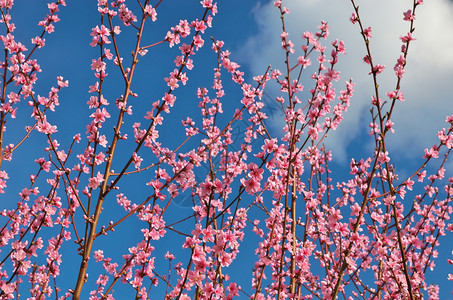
[0,0,451,299]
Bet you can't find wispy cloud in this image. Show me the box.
[238,0,453,162]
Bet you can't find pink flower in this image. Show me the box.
[350,12,358,24]
[57,76,68,87]
[262,138,277,153]
[369,64,385,75]
[200,0,213,8]
[91,57,106,72]
[377,151,390,164]
[297,56,311,68]
[385,120,394,133]
[144,5,157,21]
[193,35,204,50]
[363,26,372,39]
[165,251,175,260]
[37,117,58,134]
[90,107,111,123]
[403,10,415,21]
[94,250,104,262]
[241,177,261,194]
[89,81,99,93]
[424,145,439,159]
[88,172,104,189]
[32,36,46,48]
[191,19,207,33]
[400,32,416,43]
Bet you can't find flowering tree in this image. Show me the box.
[0,0,452,299]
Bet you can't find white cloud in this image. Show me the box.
[238,0,453,162]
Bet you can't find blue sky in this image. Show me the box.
[2,0,453,299]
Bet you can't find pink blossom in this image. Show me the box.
[377,151,390,164]
[90,107,111,123]
[403,10,416,21]
[91,57,106,72]
[144,5,157,21]
[88,172,104,189]
[370,64,385,75]
[37,117,58,134]
[241,177,261,194]
[363,26,372,39]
